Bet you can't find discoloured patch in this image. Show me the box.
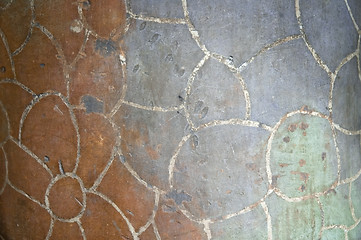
[166,189,192,205]
[81,95,104,114]
[288,123,298,132]
[299,159,306,167]
[291,171,309,183]
[283,136,290,143]
[299,122,309,130]
[95,38,118,57]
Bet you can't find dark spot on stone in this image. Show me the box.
[301,105,310,112]
[119,155,126,163]
[44,156,50,162]
[132,64,139,73]
[271,175,279,186]
[199,107,208,119]
[283,136,290,143]
[326,188,336,195]
[95,38,117,57]
[178,95,184,102]
[0,66,6,73]
[149,33,160,43]
[190,135,198,150]
[81,95,104,114]
[246,163,257,171]
[288,124,298,132]
[299,184,306,192]
[161,204,177,213]
[299,159,306,167]
[303,131,307,136]
[299,122,309,130]
[40,63,45,68]
[194,101,203,113]
[81,0,91,10]
[165,53,173,62]
[139,21,146,31]
[322,152,326,161]
[279,163,289,168]
[166,189,192,205]
[174,65,185,77]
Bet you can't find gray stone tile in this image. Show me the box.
[187,0,299,64]
[337,130,361,180]
[124,20,204,107]
[242,39,329,126]
[128,0,184,18]
[300,0,358,71]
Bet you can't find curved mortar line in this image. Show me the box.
[332,123,361,136]
[45,217,54,240]
[295,0,332,76]
[11,0,35,57]
[349,183,358,222]
[330,120,342,184]
[0,78,36,96]
[120,99,182,113]
[357,35,361,83]
[0,101,10,149]
[316,197,325,239]
[0,0,14,10]
[344,0,360,32]
[0,28,17,80]
[201,219,212,240]
[77,3,99,39]
[87,190,139,240]
[77,219,87,240]
[196,118,273,132]
[261,201,273,240]
[340,166,361,185]
[0,147,8,195]
[152,221,162,240]
[128,12,187,25]
[137,190,160,236]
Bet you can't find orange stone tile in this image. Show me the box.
[97,158,155,231]
[139,225,157,240]
[69,37,125,113]
[0,148,6,194]
[83,0,127,38]
[0,103,9,144]
[0,37,14,79]
[50,221,83,240]
[0,185,51,239]
[81,193,133,239]
[13,29,66,95]
[47,175,84,220]
[0,82,33,138]
[21,95,77,175]
[75,109,116,188]
[0,0,32,52]
[4,140,51,203]
[35,0,86,63]
[155,197,206,240]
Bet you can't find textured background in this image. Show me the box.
[0,0,361,239]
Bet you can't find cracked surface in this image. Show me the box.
[0,0,360,239]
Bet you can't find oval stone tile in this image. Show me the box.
[300,0,358,71]
[174,124,269,219]
[124,20,204,108]
[333,58,361,131]
[188,58,246,127]
[21,95,78,175]
[270,113,338,198]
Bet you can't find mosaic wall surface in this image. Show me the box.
[0,0,361,239]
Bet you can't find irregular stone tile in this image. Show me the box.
[351,175,361,219]
[97,158,155,231]
[13,29,66,95]
[115,105,187,190]
[321,228,345,240]
[124,20,204,107]
[155,196,206,240]
[210,205,267,239]
[347,0,361,28]
[333,58,361,131]
[129,0,184,18]
[35,0,85,62]
[337,130,361,180]
[0,148,6,195]
[188,59,246,127]
[174,125,269,219]
[270,113,338,198]
[187,0,299,64]
[267,194,322,239]
[47,175,84,220]
[69,37,125,113]
[0,0,32,52]
[139,225,157,240]
[81,193,133,239]
[320,184,354,227]
[4,140,51,203]
[0,102,9,144]
[75,110,116,188]
[83,0,126,38]
[348,221,361,240]
[0,83,32,138]
[0,185,50,239]
[50,221,82,240]
[300,0,358,71]
[242,39,329,126]
[21,95,78,175]
[0,37,14,79]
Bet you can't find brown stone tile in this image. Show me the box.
[69,37,125,113]
[48,175,84,220]
[35,0,86,63]
[0,185,51,239]
[75,110,116,188]
[83,0,127,38]
[155,197,207,240]
[0,148,6,194]
[50,221,83,240]
[81,192,132,239]
[97,158,155,231]
[21,95,77,175]
[0,83,32,138]
[4,140,51,203]
[0,37,14,79]
[0,103,9,144]
[139,225,157,240]
[0,0,32,52]
[13,28,66,95]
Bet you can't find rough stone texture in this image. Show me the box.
[0,0,360,239]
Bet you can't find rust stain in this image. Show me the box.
[145,146,160,160]
[302,131,307,136]
[246,163,257,171]
[298,184,306,192]
[288,123,298,132]
[322,152,326,161]
[279,163,290,168]
[299,122,309,130]
[291,171,309,183]
[299,159,306,167]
